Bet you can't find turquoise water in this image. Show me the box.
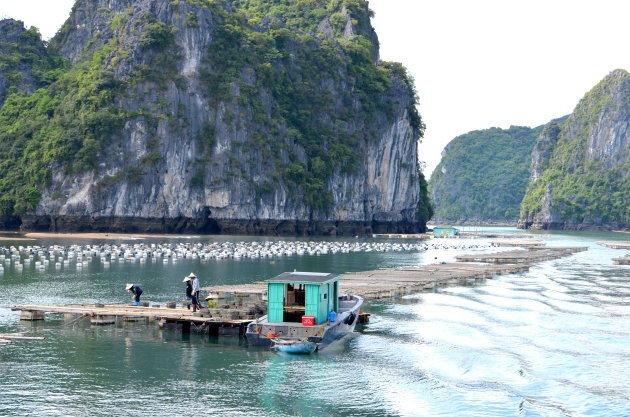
[0,229,629,416]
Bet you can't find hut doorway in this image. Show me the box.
[283,283,305,322]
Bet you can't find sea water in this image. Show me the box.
[0,229,628,416]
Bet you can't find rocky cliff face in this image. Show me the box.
[519,69,630,231]
[0,0,427,235]
[0,19,60,106]
[428,126,540,223]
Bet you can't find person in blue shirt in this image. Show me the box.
[125,283,143,306]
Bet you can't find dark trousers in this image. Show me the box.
[191,292,201,307]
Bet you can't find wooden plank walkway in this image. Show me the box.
[338,263,529,299]
[372,233,432,239]
[12,303,220,322]
[11,303,254,335]
[456,247,587,264]
[206,263,531,300]
[598,241,630,249]
[613,255,630,265]
[491,239,545,248]
[10,245,590,334]
[205,247,587,299]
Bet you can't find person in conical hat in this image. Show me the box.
[189,273,202,312]
[183,276,193,310]
[125,283,143,305]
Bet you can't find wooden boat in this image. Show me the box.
[271,338,317,354]
[246,271,363,352]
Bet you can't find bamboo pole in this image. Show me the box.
[0,334,45,341]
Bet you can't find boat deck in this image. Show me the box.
[253,321,327,340]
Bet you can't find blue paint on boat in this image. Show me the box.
[272,339,318,354]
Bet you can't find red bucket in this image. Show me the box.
[301,315,315,326]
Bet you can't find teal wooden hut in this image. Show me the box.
[266,272,340,325]
[432,226,460,237]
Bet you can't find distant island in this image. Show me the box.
[429,125,542,225]
[430,69,629,231]
[519,69,629,231]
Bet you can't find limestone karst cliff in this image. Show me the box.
[0,19,63,107]
[0,0,429,235]
[428,126,541,224]
[519,69,630,231]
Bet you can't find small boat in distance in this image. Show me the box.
[246,271,363,353]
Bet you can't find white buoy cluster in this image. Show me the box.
[0,240,490,272]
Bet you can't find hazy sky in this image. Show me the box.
[2,0,629,175]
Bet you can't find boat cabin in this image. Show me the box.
[266,272,339,325]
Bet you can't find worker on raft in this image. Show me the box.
[183,276,193,310]
[188,273,202,312]
[125,283,143,306]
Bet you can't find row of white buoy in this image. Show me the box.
[0,240,491,273]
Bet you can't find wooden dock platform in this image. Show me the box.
[372,233,432,239]
[205,247,587,300]
[10,245,590,336]
[598,241,630,249]
[613,254,630,265]
[456,246,587,264]
[491,239,545,248]
[11,303,256,336]
[338,263,530,298]
[205,263,531,301]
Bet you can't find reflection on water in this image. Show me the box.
[0,229,629,416]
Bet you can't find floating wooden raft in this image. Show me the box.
[339,263,531,299]
[598,241,630,249]
[10,303,254,336]
[207,263,533,301]
[613,255,630,265]
[0,332,45,346]
[206,247,589,300]
[456,247,587,264]
[491,239,546,248]
[10,246,590,335]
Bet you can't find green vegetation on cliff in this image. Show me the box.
[520,70,630,228]
[0,0,428,229]
[429,126,541,221]
[196,0,421,210]
[0,20,67,105]
[0,25,130,218]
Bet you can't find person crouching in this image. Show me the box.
[125,283,143,306]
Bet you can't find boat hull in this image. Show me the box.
[246,295,363,350]
[272,339,317,354]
